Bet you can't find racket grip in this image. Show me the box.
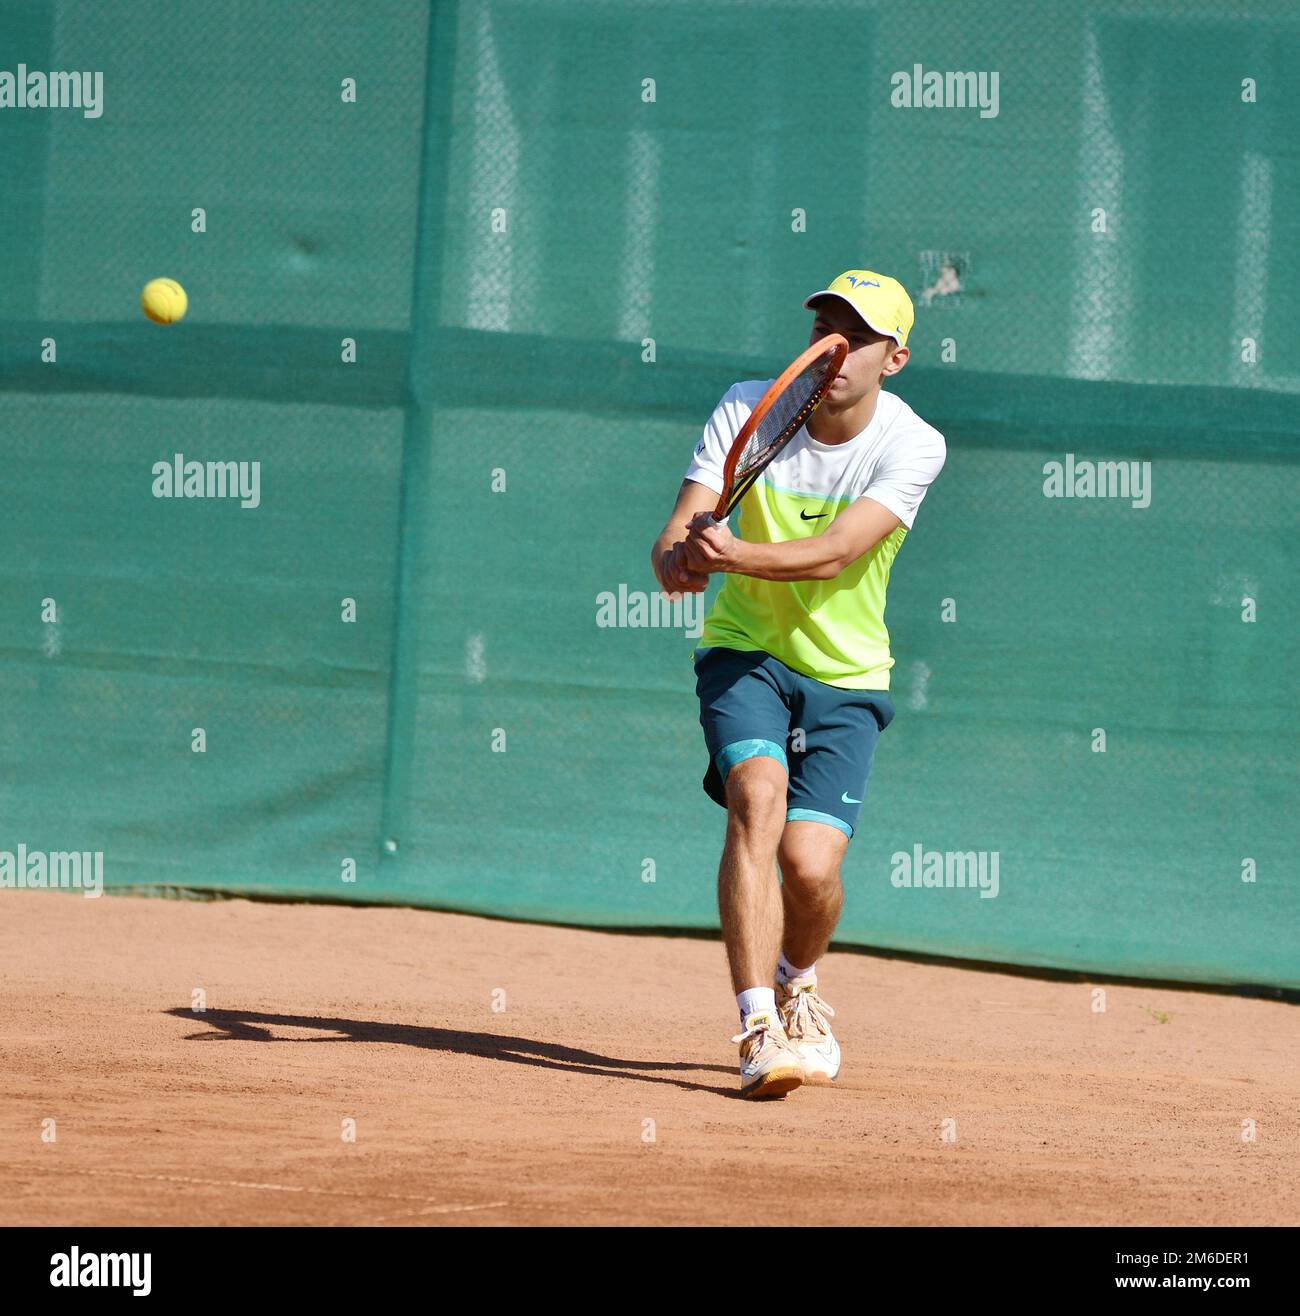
[708,513,730,529]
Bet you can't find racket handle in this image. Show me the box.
[708,513,730,529]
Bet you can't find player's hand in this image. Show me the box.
[654,542,708,596]
[682,513,736,573]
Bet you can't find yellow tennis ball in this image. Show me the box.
[141,277,188,325]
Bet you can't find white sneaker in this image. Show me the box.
[776,976,840,1082]
[730,1010,805,1099]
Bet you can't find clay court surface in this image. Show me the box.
[1,890,1295,1227]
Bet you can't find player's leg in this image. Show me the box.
[776,680,896,1081]
[694,647,805,1098]
[778,819,849,971]
[718,755,788,994]
[774,820,849,1083]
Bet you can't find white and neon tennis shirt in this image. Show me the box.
[684,382,947,690]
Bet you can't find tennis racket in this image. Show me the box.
[711,333,848,523]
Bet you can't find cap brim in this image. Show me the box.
[803,291,902,345]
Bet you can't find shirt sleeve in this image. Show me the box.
[860,424,947,529]
[682,383,745,496]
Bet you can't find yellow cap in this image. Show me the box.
[803,270,914,347]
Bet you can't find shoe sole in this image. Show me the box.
[741,1066,804,1099]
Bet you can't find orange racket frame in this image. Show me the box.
[712,333,849,522]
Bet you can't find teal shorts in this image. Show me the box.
[694,646,895,838]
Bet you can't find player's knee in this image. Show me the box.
[724,759,787,830]
[778,837,842,896]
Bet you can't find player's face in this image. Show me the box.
[809,302,904,403]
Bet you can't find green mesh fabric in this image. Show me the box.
[1,0,1296,991]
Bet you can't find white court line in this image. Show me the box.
[369,1201,510,1224]
[7,1164,507,1214]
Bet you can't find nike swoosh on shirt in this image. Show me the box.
[841,792,862,804]
[800,509,828,520]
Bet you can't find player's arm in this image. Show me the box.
[650,478,719,595]
[682,496,902,582]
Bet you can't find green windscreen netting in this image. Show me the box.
[1,0,1296,990]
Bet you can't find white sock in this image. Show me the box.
[737,987,777,1027]
[777,951,816,984]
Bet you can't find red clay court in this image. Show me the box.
[2,890,1295,1227]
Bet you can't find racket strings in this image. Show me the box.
[734,352,838,482]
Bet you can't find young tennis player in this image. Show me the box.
[651,270,946,1098]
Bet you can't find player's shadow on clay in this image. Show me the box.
[166,1008,737,1097]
